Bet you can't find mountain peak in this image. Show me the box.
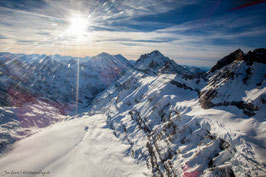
[210,48,266,72]
[210,49,244,72]
[98,52,111,57]
[138,50,166,61]
[244,48,266,65]
[136,50,167,65]
[148,50,165,57]
[134,50,182,74]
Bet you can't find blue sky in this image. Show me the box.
[0,0,265,66]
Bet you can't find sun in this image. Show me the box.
[67,14,89,37]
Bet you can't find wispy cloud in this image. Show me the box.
[36,31,51,36]
[0,34,9,39]
[16,40,37,44]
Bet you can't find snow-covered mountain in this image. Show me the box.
[200,48,266,117]
[88,49,265,176]
[135,50,187,75]
[0,52,131,107]
[0,52,132,153]
[0,49,265,177]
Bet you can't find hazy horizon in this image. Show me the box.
[0,47,258,67]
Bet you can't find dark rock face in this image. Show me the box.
[199,89,217,109]
[200,48,266,116]
[244,48,266,65]
[210,49,244,73]
[210,48,266,73]
[170,80,194,91]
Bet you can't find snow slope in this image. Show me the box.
[0,52,132,155]
[0,114,150,177]
[0,96,68,154]
[89,50,266,176]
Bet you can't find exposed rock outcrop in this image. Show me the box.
[200,48,266,116]
[244,48,266,65]
[210,49,244,73]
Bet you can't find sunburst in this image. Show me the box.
[66,14,89,37]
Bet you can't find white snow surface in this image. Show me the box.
[0,114,151,177]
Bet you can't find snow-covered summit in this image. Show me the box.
[135,50,186,75]
[88,52,131,69]
[135,50,168,69]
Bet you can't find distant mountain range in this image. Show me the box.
[0,48,265,176]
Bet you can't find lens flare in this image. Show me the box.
[67,14,88,37]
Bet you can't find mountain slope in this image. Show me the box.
[200,49,266,117]
[0,114,150,177]
[0,49,265,177]
[0,52,132,154]
[0,52,132,107]
[89,49,266,176]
